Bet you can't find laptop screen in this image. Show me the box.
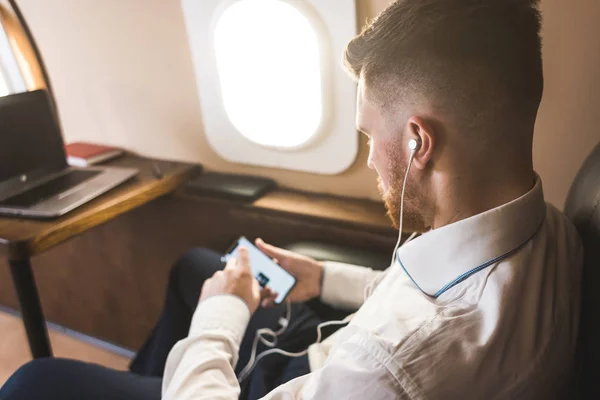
[0,90,67,184]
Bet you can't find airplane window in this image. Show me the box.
[0,13,26,95]
[214,0,323,149]
[0,67,8,96]
[0,22,14,97]
[183,0,358,174]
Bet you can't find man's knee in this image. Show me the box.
[0,359,59,398]
[168,247,223,305]
[170,248,222,283]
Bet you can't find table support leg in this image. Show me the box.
[8,257,52,358]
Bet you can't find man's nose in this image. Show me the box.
[367,147,376,170]
[368,158,375,170]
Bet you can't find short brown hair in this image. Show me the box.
[344,0,543,133]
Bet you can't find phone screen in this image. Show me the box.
[223,237,296,304]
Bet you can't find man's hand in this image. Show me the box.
[255,238,324,308]
[200,247,272,314]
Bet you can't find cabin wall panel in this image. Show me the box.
[13,0,600,208]
[0,196,395,350]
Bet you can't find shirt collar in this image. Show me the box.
[396,175,546,298]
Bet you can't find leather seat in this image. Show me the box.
[564,141,600,399]
[283,241,390,271]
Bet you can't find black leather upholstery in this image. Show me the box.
[283,241,391,271]
[564,142,600,399]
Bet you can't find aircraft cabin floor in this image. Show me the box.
[0,309,131,387]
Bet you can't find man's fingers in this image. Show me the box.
[255,238,289,261]
[252,277,261,296]
[236,247,252,273]
[261,294,278,308]
[259,287,278,308]
[260,287,271,299]
[260,287,278,299]
[224,256,237,271]
[262,298,276,308]
[224,247,251,273]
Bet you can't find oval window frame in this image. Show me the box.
[182,0,358,175]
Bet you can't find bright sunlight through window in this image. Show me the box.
[0,67,9,96]
[214,0,323,149]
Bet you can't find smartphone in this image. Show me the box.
[222,236,297,304]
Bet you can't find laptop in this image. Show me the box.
[0,90,138,219]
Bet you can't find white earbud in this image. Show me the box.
[408,138,421,152]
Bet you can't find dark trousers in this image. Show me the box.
[0,248,349,400]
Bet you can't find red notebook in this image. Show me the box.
[65,142,124,167]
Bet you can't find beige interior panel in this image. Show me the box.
[14,0,600,207]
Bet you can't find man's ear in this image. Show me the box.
[407,116,435,170]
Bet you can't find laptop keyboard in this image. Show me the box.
[0,170,102,208]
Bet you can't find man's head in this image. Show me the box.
[344,0,543,231]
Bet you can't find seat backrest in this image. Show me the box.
[564,142,600,398]
[283,241,390,271]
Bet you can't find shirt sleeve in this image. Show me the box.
[320,262,387,310]
[161,294,250,400]
[260,333,416,400]
[163,299,416,400]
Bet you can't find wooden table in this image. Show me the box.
[0,155,199,358]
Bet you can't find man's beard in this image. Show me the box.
[378,155,428,233]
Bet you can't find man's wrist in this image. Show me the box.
[200,293,254,314]
[190,294,251,344]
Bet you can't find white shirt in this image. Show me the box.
[162,176,583,399]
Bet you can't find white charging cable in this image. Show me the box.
[239,140,419,383]
[237,302,351,382]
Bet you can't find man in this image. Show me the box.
[0,0,583,399]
